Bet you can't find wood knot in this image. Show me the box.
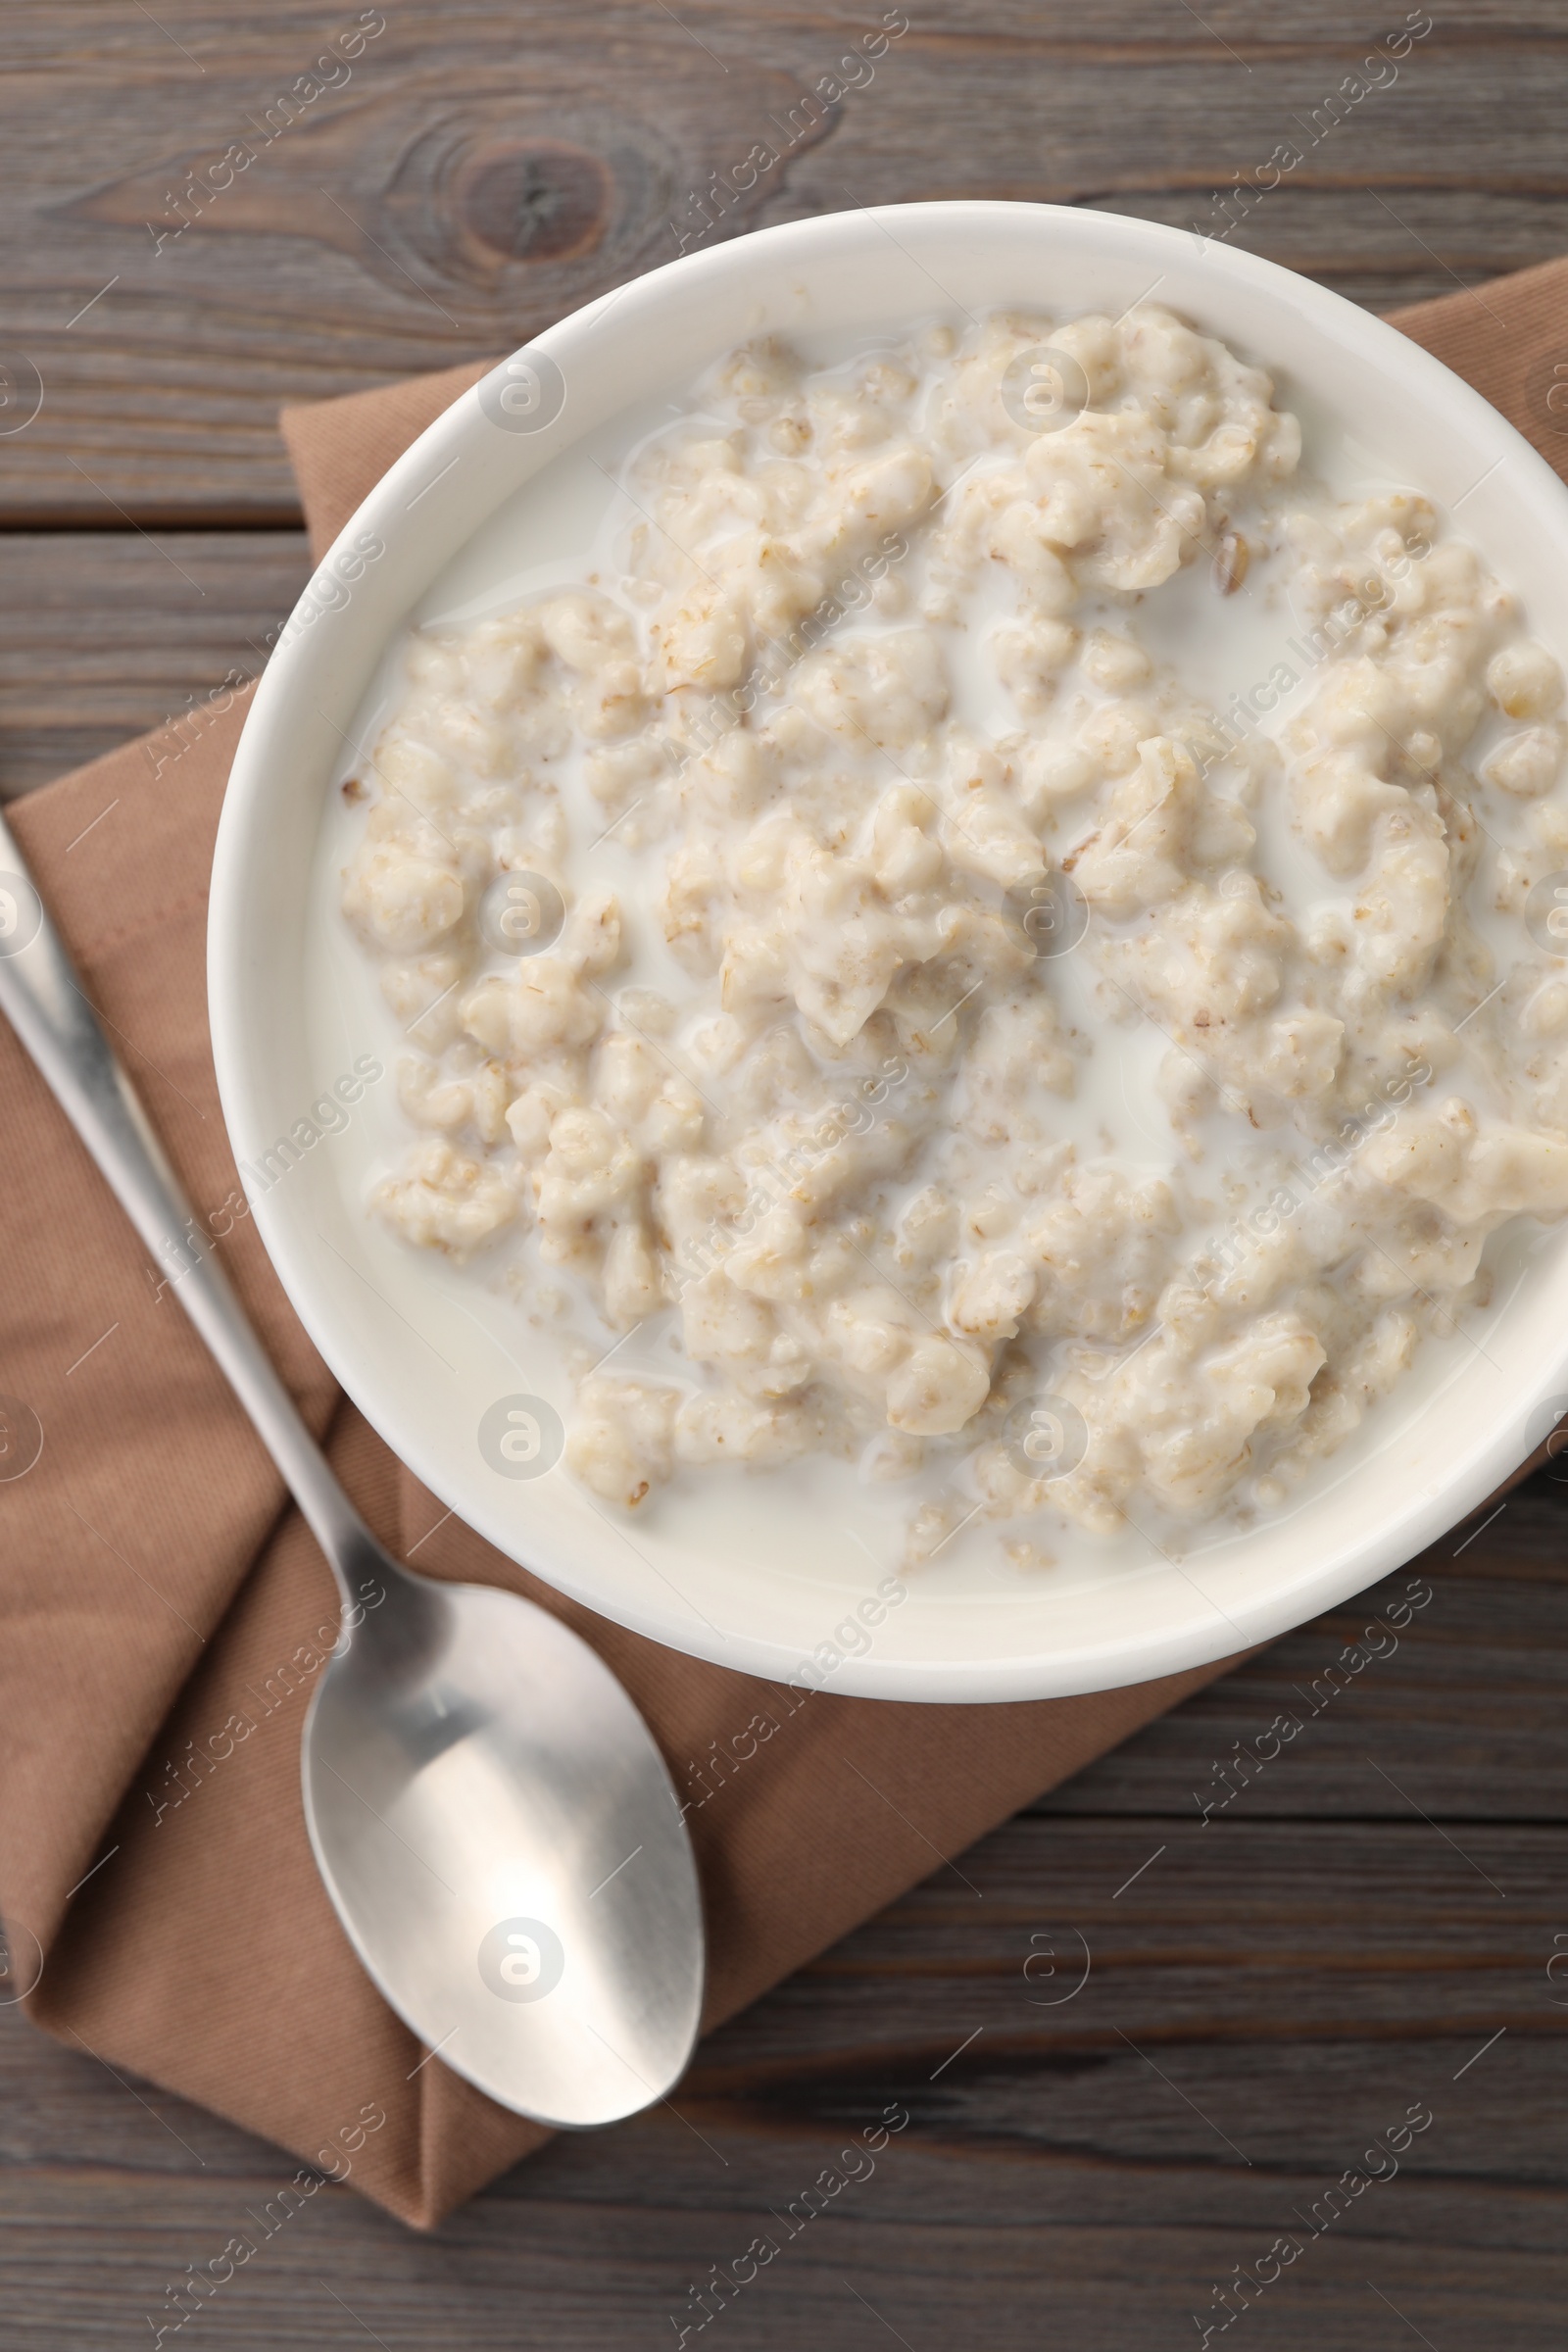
[452,139,611,266]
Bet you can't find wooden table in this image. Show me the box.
[4,6,1567,2343]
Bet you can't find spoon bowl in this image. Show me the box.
[304,1544,704,2127]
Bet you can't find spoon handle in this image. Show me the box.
[0,809,368,1592]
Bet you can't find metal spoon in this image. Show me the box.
[0,809,704,2129]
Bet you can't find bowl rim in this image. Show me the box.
[210,198,1568,1701]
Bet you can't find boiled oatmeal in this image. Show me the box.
[338,306,1568,1552]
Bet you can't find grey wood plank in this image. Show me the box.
[4,4,1568,520]
[1042,1490,1568,1821]
[0,531,310,795]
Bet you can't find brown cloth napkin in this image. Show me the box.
[4,255,1567,2230]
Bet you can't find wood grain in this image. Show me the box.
[0,533,309,796]
[6,2,1568,520]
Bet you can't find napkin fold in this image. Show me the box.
[3,252,1565,2229]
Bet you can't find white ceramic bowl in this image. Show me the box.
[210,200,1568,1703]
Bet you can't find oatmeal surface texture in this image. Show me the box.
[339,306,1568,1553]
